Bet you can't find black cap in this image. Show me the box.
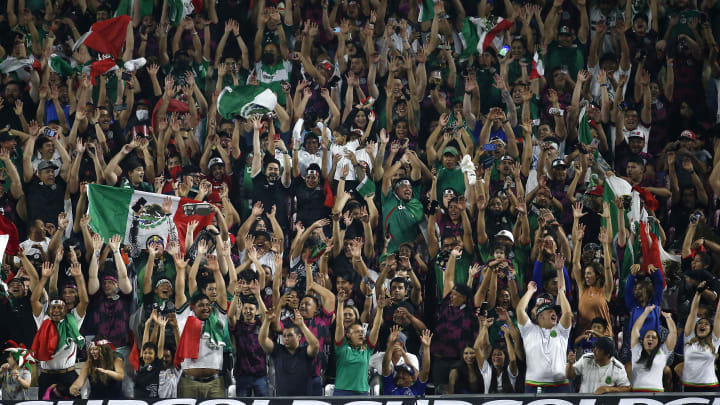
[453,284,473,297]
[593,336,615,356]
[0,131,18,142]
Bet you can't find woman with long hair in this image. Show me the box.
[681,281,720,392]
[572,220,614,335]
[630,305,676,392]
[332,290,383,395]
[474,316,518,393]
[448,346,483,394]
[69,340,125,398]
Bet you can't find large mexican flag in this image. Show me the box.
[87,184,214,251]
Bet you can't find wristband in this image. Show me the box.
[600,83,608,87]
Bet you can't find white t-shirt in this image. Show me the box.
[631,342,671,391]
[329,140,376,181]
[681,331,720,387]
[481,359,518,393]
[238,250,278,275]
[158,367,181,398]
[297,149,327,176]
[518,320,571,384]
[369,351,419,376]
[33,308,85,370]
[175,303,227,371]
[588,63,631,104]
[573,353,630,394]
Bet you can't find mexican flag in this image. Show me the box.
[217,85,277,119]
[49,54,79,77]
[459,16,513,59]
[530,51,544,79]
[168,0,195,26]
[418,0,435,22]
[86,184,214,252]
[73,15,133,59]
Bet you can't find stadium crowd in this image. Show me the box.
[0,0,720,398]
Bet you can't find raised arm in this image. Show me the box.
[69,262,89,318]
[631,304,654,347]
[516,280,538,326]
[258,310,276,353]
[661,311,677,351]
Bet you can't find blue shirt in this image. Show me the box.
[625,270,664,339]
[382,374,427,395]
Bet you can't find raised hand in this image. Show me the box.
[69,262,82,278]
[91,233,104,251]
[420,329,433,346]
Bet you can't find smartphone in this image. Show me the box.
[499,45,510,57]
[431,70,442,80]
[121,71,131,81]
[132,197,147,213]
[590,138,600,147]
[480,301,488,315]
[113,104,128,112]
[43,128,57,138]
[333,27,341,33]
[483,143,497,151]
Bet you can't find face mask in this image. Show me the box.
[136,109,149,121]
[262,52,275,65]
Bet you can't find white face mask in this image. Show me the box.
[136,109,150,121]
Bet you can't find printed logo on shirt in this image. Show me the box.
[550,330,557,338]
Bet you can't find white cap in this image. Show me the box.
[208,157,224,169]
[495,230,515,244]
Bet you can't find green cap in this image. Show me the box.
[443,146,459,156]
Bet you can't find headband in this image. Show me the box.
[49,300,66,306]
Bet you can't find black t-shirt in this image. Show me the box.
[271,344,314,396]
[134,358,163,398]
[0,295,37,347]
[292,177,329,228]
[24,176,67,224]
[251,173,291,230]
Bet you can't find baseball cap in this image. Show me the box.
[587,185,604,197]
[680,130,697,141]
[395,363,415,377]
[155,278,172,288]
[500,155,515,162]
[208,157,224,169]
[490,137,506,145]
[628,131,645,139]
[443,146,459,156]
[0,131,18,142]
[37,160,59,171]
[536,302,561,316]
[558,26,572,35]
[453,284,473,297]
[552,158,569,169]
[495,230,515,244]
[593,336,615,356]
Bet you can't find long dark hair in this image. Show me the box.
[638,330,661,370]
[487,346,515,394]
[453,346,483,393]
